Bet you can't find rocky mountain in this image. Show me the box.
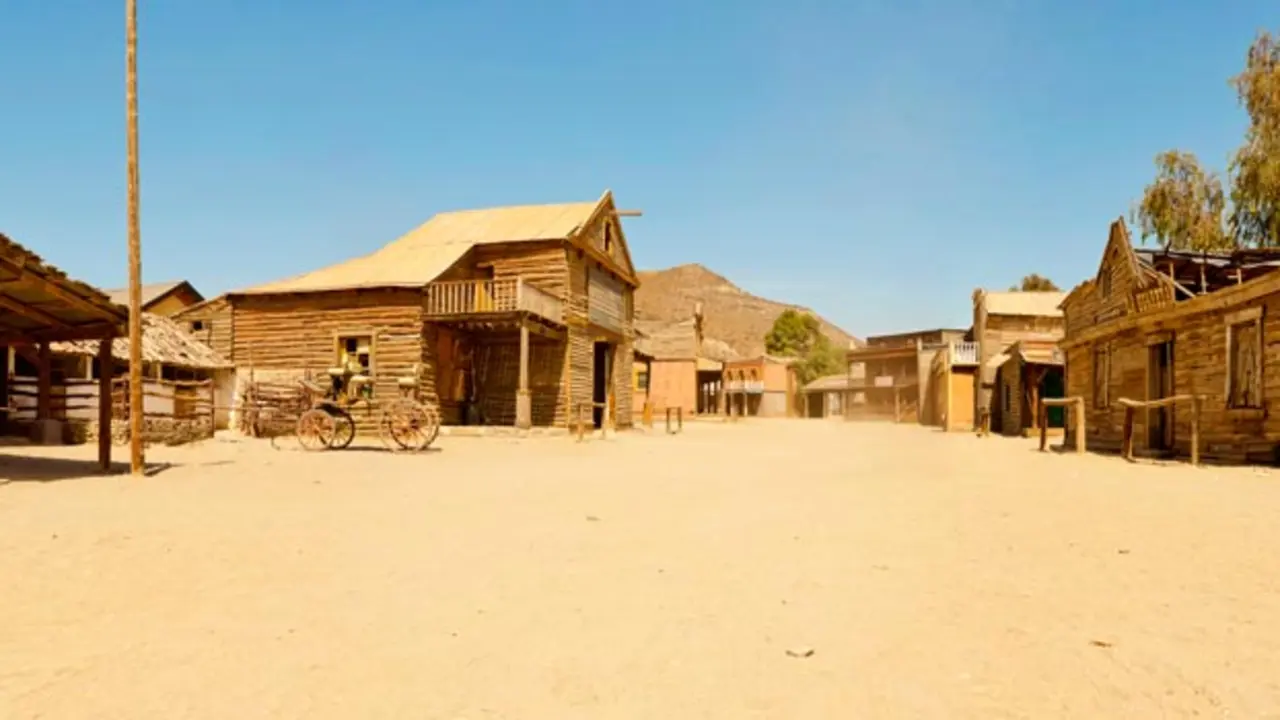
[634,264,857,359]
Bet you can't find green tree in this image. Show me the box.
[1229,31,1280,247]
[1132,150,1231,251]
[764,309,844,385]
[1008,273,1060,292]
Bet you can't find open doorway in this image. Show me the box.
[1148,338,1175,452]
[592,341,613,429]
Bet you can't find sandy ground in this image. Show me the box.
[3,420,1280,719]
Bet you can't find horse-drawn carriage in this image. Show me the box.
[291,362,441,452]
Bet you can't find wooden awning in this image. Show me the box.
[0,232,128,343]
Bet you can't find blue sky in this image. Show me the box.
[0,1,1273,336]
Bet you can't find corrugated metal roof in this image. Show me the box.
[981,291,1067,318]
[236,196,606,295]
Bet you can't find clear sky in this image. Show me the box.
[1,1,1273,336]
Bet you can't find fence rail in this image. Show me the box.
[423,278,564,324]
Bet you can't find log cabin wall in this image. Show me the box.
[1065,297,1280,461]
[564,248,595,425]
[173,296,234,361]
[231,288,429,435]
[469,333,565,426]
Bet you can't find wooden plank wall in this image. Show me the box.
[1065,290,1280,461]
[471,335,564,426]
[173,297,234,360]
[232,289,429,435]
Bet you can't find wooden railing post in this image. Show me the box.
[1121,405,1136,461]
[1038,400,1048,452]
[1073,397,1086,453]
[1190,396,1201,466]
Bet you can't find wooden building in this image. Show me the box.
[175,192,640,432]
[40,313,234,438]
[800,374,854,418]
[848,328,968,422]
[105,280,204,317]
[634,308,733,416]
[1060,218,1280,462]
[0,232,128,470]
[994,340,1065,437]
[972,289,1065,431]
[722,355,796,417]
[925,338,979,431]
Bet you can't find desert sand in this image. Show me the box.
[2,419,1280,718]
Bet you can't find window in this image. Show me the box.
[1226,307,1263,409]
[603,222,613,253]
[190,320,205,332]
[1092,344,1110,408]
[635,369,649,392]
[336,334,373,375]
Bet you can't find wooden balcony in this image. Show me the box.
[949,341,978,365]
[423,278,565,327]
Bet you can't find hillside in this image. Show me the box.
[634,264,857,358]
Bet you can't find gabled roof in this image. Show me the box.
[103,280,203,309]
[803,374,857,392]
[235,191,626,295]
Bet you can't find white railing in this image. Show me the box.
[950,341,978,364]
[423,278,564,325]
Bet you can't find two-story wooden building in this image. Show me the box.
[847,328,970,423]
[175,192,639,432]
[1060,218,1280,462]
[972,289,1065,431]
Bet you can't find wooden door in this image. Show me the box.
[1147,340,1174,451]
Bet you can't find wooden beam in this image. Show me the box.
[98,334,114,471]
[0,259,124,322]
[36,342,51,422]
[0,321,123,345]
[613,210,643,217]
[0,293,72,329]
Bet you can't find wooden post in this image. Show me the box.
[126,0,146,475]
[576,403,585,441]
[515,323,531,429]
[98,337,114,471]
[1122,405,1135,461]
[36,342,51,423]
[893,386,901,422]
[1190,395,1201,466]
[1038,400,1048,452]
[1074,398,1086,453]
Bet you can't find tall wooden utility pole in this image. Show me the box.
[125,0,145,474]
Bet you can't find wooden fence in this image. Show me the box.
[5,376,215,445]
[1118,395,1204,466]
[1037,396,1086,454]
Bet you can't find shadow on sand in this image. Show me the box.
[0,454,181,484]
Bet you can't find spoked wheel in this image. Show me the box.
[296,408,336,451]
[380,399,436,452]
[329,408,356,449]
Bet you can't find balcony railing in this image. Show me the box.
[950,341,978,365]
[423,278,564,325]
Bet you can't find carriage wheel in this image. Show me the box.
[296,408,335,451]
[329,408,356,449]
[381,400,434,452]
